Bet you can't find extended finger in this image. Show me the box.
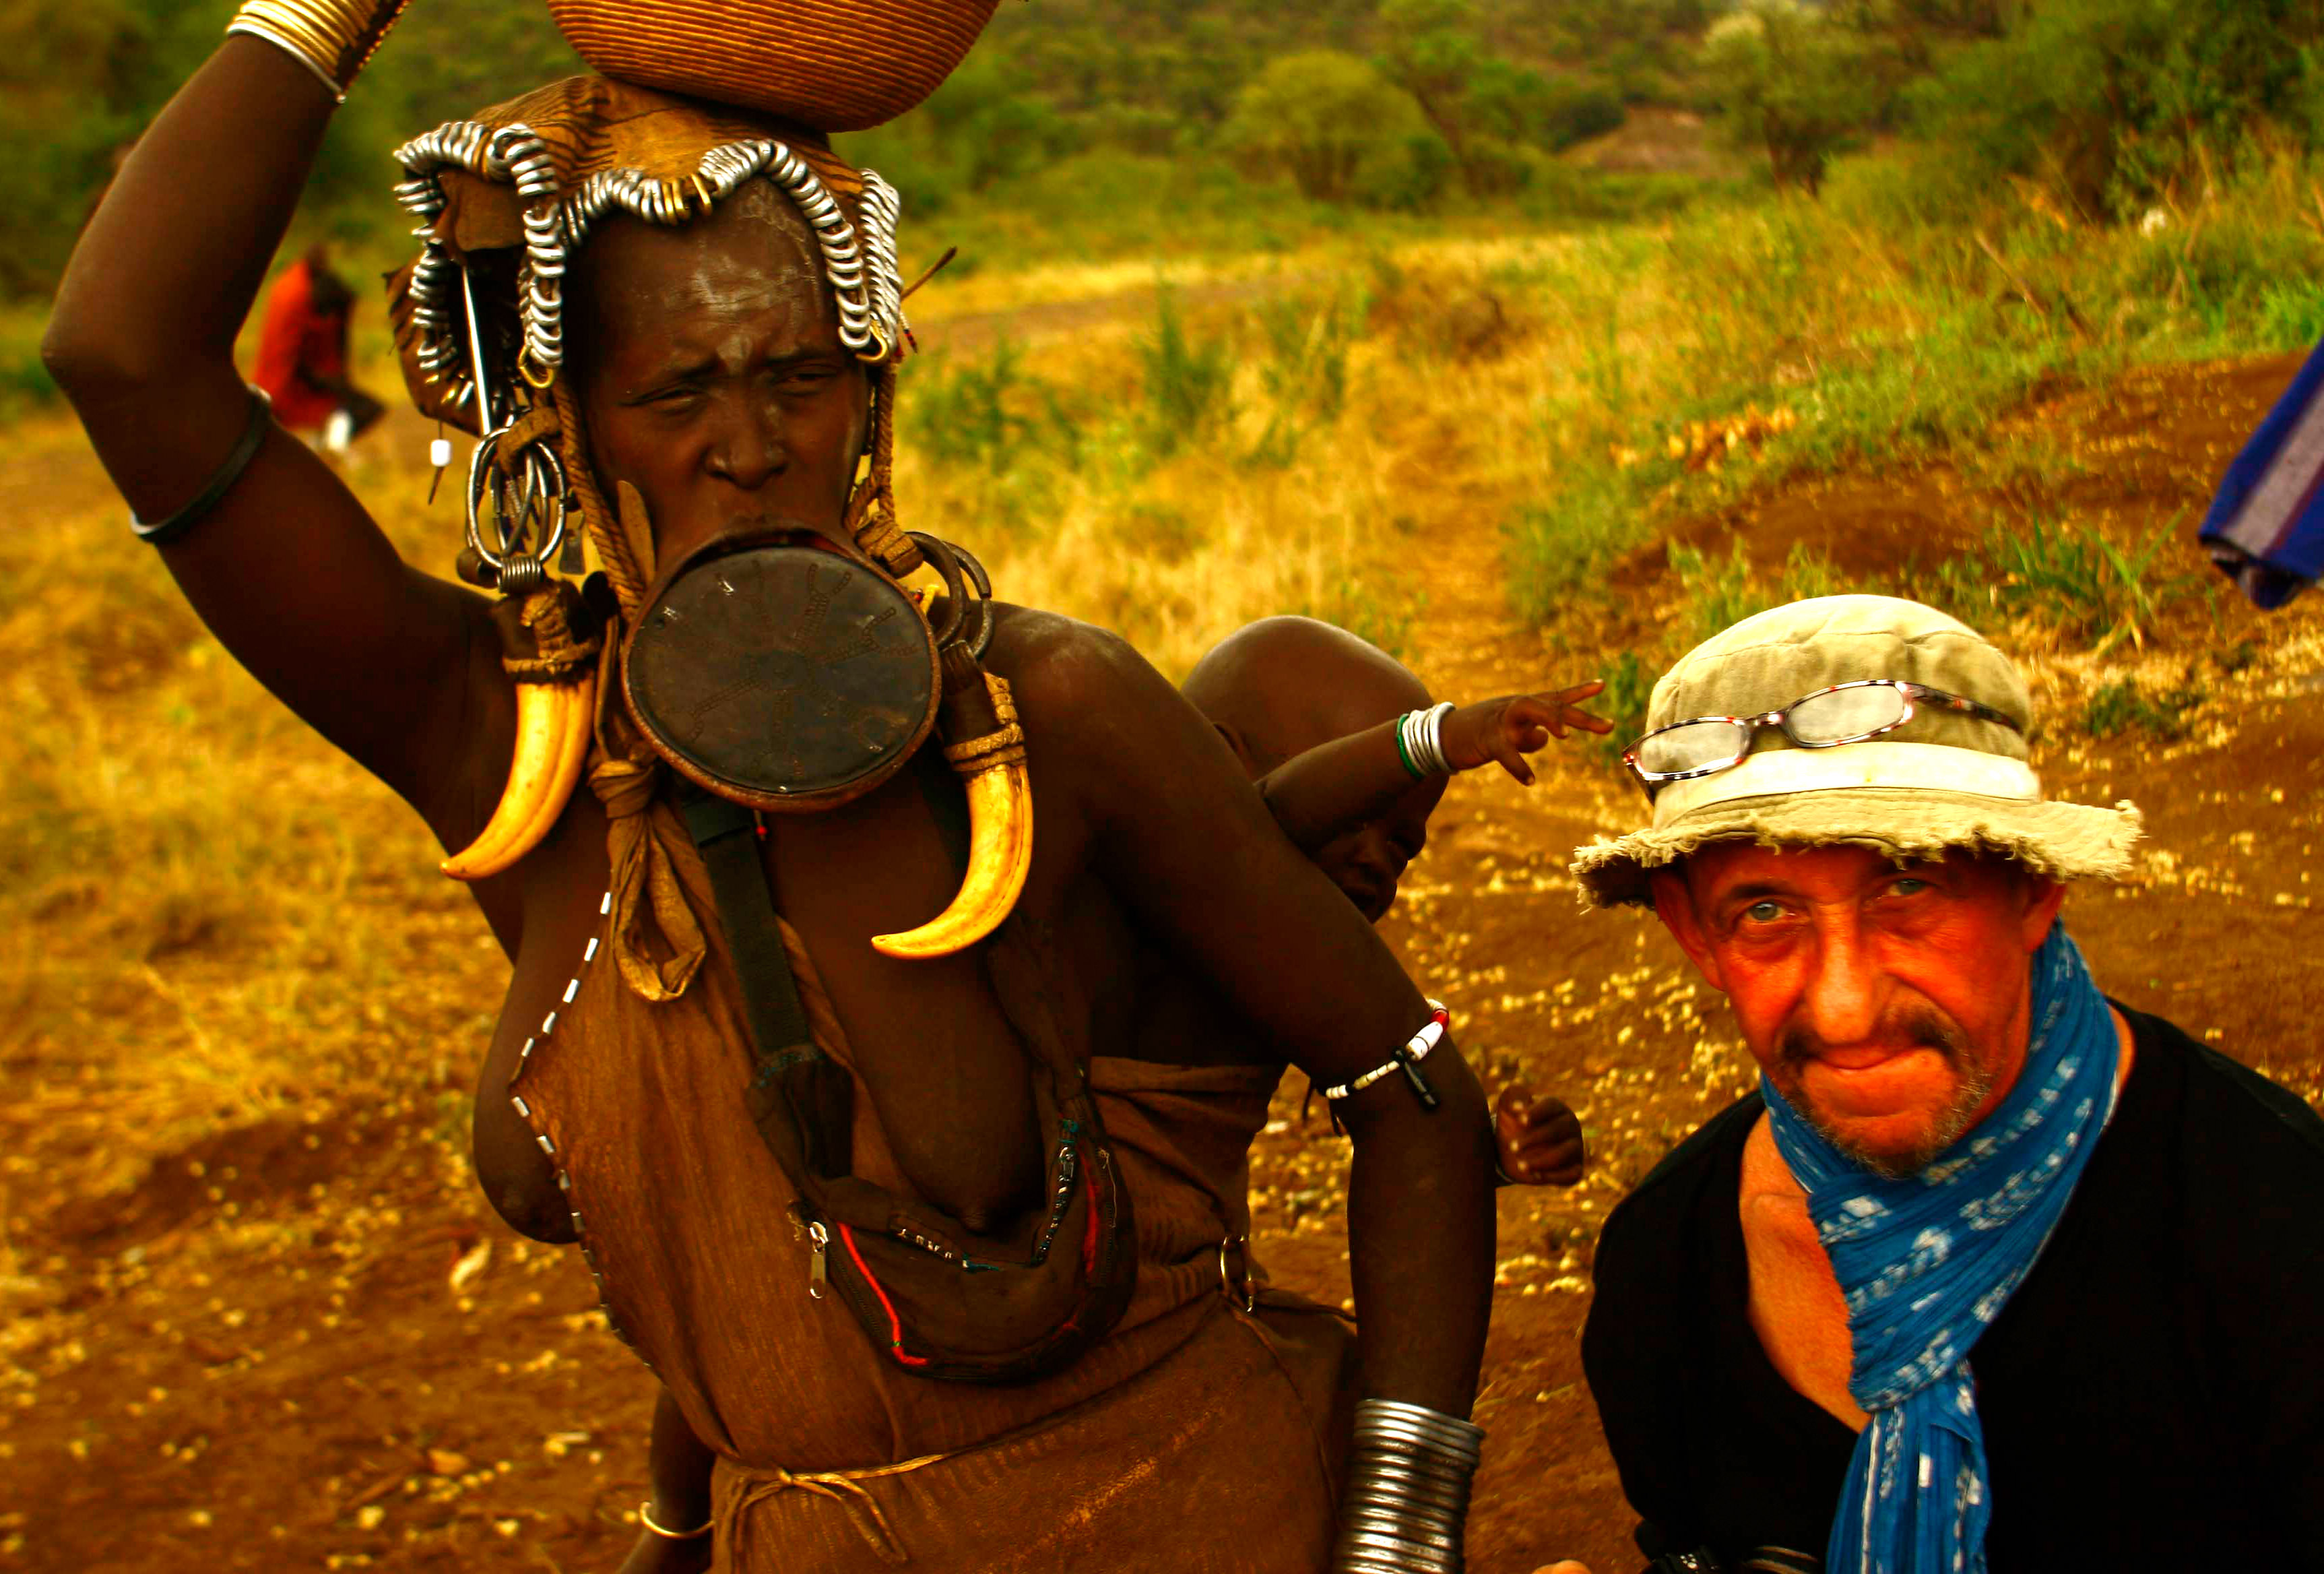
[1495,737,1536,786]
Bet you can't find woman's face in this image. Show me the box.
[569,181,870,572]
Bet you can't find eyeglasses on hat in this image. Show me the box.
[1622,679,2023,798]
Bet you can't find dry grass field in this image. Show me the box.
[3,185,2323,1571]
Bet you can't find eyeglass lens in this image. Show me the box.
[1636,685,1912,776]
[1784,683,1909,742]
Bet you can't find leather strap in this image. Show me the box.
[676,784,849,1179]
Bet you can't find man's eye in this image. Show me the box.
[1743,900,1784,924]
[1889,877,1932,898]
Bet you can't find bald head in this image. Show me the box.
[1183,617,1431,779]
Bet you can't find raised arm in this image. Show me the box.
[1257,683,1611,855]
[42,15,500,840]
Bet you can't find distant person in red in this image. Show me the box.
[251,245,383,453]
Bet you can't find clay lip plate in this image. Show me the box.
[624,541,939,807]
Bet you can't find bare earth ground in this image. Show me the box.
[4,348,2322,1574]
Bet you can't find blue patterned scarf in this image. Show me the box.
[1761,926,2121,1574]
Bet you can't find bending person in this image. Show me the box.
[42,9,1498,1571]
[251,243,383,453]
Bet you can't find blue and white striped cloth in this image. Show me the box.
[2201,337,2324,609]
[1762,926,2122,1574]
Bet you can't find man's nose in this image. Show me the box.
[707,398,785,491]
[1802,908,1883,1046]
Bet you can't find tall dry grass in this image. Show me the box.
[0,407,496,1195]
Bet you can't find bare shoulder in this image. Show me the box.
[979,603,1192,751]
[981,604,1156,702]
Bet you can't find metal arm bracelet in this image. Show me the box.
[1330,1398,1485,1573]
[227,0,413,100]
[130,388,272,547]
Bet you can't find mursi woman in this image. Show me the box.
[42,3,1506,1569]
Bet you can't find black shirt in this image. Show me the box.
[1581,1006,2324,1572]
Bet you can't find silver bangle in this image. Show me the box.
[1330,1398,1484,1573]
[1396,702,1456,779]
[226,19,348,102]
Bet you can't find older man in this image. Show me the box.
[1563,596,2324,1573]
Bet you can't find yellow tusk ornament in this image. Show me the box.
[441,672,596,881]
[872,674,1033,959]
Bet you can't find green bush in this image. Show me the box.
[906,339,1080,474]
[1136,289,1235,458]
[2082,679,2205,740]
[1250,286,1364,466]
[1818,144,1989,234]
[2258,278,2324,350]
[1223,50,1439,206]
[1668,539,1848,644]
[1590,649,1655,762]
[1504,465,1660,623]
[1698,0,1897,195]
[0,306,59,414]
[1933,511,2208,656]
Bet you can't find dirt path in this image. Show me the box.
[4,352,2321,1574]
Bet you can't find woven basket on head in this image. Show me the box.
[542,0,1000,132]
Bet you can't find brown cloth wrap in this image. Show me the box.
[510,772,1355,1570]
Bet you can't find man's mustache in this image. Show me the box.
[1777,1005,1965,1068]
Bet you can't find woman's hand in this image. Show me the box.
[1494,1085,1586,1187]
[1439,683,1612,785]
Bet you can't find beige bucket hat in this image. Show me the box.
[1572,595,2142,907]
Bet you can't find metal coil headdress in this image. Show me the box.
[384,76,920,616]
[392,121,909,415]
[387,77,934,886]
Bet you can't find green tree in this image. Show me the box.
[1908,0,2324,220]
[1699,0,1892,195]
[1222,49,1435,204]
[1372,0,1624,195]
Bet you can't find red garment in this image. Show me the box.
[251,257,348,431]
